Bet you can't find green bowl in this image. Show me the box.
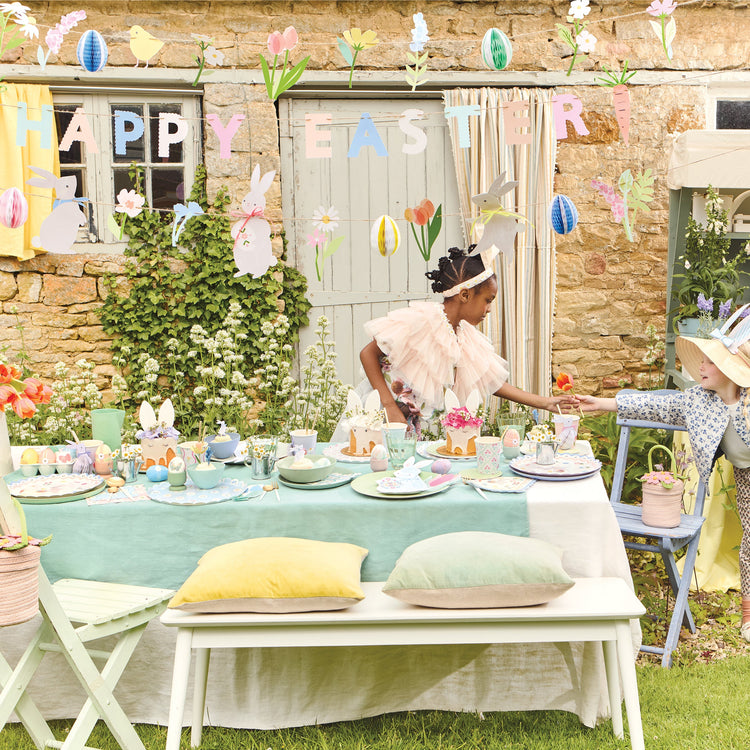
[187,462,225,490]
[276,454,335,484]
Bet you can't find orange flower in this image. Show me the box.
[0,363,21,384]
[0,384,15,407]
[22,377,52,404]
[556,372,574,392]
[11,393,36,419]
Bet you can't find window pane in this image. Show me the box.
[149,104,184,163]
[56,105,83,164]
[151,169,184,210]
[113,169,137,200]
[111,105,145,163]
[716,100,750,129]
[59,167,95,238]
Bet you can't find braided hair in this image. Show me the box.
[424,245,489,294]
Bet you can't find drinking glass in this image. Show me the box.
[384,431,417,471]
[246,434,279,479]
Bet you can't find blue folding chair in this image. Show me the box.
[610,417,707,668]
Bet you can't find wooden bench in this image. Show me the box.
[161,577,646,750]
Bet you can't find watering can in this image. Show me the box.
[535,439,561,466]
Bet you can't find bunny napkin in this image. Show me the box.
[376,457,432,494]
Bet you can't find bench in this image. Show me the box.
[161,577,646,750]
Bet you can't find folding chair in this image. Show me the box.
[0,479,173,750]
[610,417,707,668]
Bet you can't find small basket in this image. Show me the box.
[640,445,684,528]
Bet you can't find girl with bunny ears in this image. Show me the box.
[577,306,750,643]
[358,245,575,432]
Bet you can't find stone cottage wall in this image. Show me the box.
[1,1,748,394]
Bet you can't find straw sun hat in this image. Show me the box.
[676,305,750,388]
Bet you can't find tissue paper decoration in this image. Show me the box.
[77,29,108,72]
[548,195,578,235]
[0,187,29,229]
[481,28,512,70]
[129,25,164,67]
[371,215,400,257]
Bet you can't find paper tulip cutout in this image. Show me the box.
[371,215,400,257]
[481,28,512,71]
[404,199,442,260]
[548,195,578,235]
[77,29,108,72]
[259,27,309,101]
[0,187,29,229]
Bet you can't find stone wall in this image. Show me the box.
[2,1,748,393]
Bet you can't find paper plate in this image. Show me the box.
[276,469,363,490]
[147,477,249,505]
[520,439,592,457]
[351,471,456,500]
[467,476,536,494]
[417,441,476,461]
[8,473,105,503]
[508,454,602,481]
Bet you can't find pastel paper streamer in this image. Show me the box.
[305,113,333,158]
[444,104,481,148]
[399,109,427,155]
[0,188,29,229]
[552,94,590,140]
[15,103,54,149]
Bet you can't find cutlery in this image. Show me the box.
[462,478,489,500]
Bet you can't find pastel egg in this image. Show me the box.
[481,28,513,71]
[502,428,520,448]
[548,195,579,235]
[146,464,168,482]
[431,458,452,474]
[56,450,73,464]
[0,187,29,229]
[21,448,39,464]
[40,447,57,464]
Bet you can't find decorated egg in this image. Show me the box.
[370,215,400,257]
[77,29,109,73]
[431,458,452,475]
[370,443,388,472]
[0,187,29,229]
[548,195,579,235]
[502,428,520,448]
[481,28,513,71]
[146,464,168,482]
[39,447,56,464]
[94,444,113,475]
[56,450,73,464]
[20,448,39,464]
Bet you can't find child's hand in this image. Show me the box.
[384,402,408,424]
[548,394,578,412]
[577,394,616,413]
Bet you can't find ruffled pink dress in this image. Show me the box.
[364,300,509,417]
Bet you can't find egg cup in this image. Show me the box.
[20,464,39,477]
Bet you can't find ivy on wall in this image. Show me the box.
[99,164,311,433]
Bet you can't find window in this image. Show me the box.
[53,90,202,249]
[707,84,750,130]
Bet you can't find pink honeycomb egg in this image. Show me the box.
[0,187,29,229]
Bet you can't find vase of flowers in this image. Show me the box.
[639,445,686,528]
[672,185,749,333]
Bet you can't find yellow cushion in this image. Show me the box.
[169,537,368,613]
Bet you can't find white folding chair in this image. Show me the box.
[609,417,707,668]
[0,478,173,750]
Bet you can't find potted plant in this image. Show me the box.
[638,445,686,528]
[671,185,749,334]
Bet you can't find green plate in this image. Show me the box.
[277,468,362,490]
[350,471,455,500]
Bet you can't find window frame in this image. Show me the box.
[706,83,750,129]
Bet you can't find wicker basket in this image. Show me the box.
[640,445,684,528]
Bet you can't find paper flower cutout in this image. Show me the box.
[129,25,164,68]
[647,1,677,61]
[405,13,429,91]
[259,26,309,102]
[404,199,442,261]
[371,215,400,257]
[307,209,344,282]
[595,62,637,146]
[592,170,654,243]
[77,29,108,72]
[556,0,596,76]
[0,4,38,81]
[0,187,29,229]
[108,188,145,240]
[171,201,204,247]
[38,9,85,69]
[191,34,225,87]
[481,28,513,71]
[548,195,578,235]
[338,28,379,89]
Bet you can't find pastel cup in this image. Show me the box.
[553,414,580,450]
[290,429,317,454]
[381,423,407,441]
[475,436,503,473]
[383,431,417,470]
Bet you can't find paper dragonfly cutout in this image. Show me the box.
[470,172,526,261]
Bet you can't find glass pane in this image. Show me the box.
[151,169,185,210]
[59,167,94,237]
[56,105,83,164]
[111,105,145,163]
[113,169,137,200]
[149,104,184,163]
[716,100,750,129]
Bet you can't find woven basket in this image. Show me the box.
[641,445,684,529]
[0,545,40,626]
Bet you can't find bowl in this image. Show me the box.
[276,454,335,484]
[205,433,240,460]
[187,461,226,490]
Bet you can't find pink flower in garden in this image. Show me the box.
[267,31,284,55]
[647,1,677,17]
[115,189,145,218]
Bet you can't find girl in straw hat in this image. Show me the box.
[578,305,750,643]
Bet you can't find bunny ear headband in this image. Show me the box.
[676,304,750,387]
[442,245,500,298]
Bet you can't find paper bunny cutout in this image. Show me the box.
[26,167,87,254]
[346,388,381,416]
[470,172,525,261]
[444,387,482,416]
[139,398,175,435]
[231,165,277,279]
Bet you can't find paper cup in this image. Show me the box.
[552,414,580,450]
[475,436,503,473]
[290,429,317,454]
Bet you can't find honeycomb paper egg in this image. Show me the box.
[20,448,39,464]
[431,458,452,474]
[548,195,579,235]
[502,428,520,448]
[481,28,513,71]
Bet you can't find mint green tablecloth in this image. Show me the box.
[15,455,529,589]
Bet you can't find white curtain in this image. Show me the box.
[444,88,557,403]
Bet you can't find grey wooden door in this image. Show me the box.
[279,95,464,386]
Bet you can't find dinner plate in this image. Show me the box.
[351,471,457,500]
[277,469,363,490]
[147,477,250,505]
[466,476,536,494]
[7,473,105,503]
[323,443,372,464]
[417,441,476,461]
[509,454,602,481]
[520,439,592,457]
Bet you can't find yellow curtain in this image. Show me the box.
[0,83,59,260]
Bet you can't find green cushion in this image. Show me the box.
[383,531,574,608]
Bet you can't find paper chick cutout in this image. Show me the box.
[129,26,164,68]
[171,201,204,247]
[230,165,277,278]
[595,63,637,146]
[470,172,526,260]
[592,169,654,243]
[25,167,87,253]
[371,215,400,257]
